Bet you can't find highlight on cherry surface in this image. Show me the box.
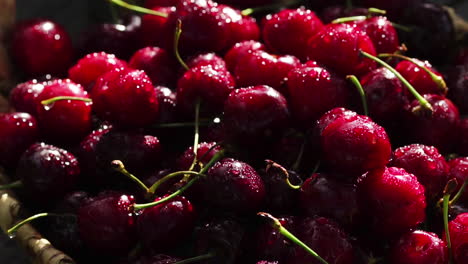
[359,50,433,112]
[257,212,329,264]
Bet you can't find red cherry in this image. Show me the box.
[396,59,446,96]
[390,230,448,264]
[224,40,265,72]
[137,6,175,48]
[10,19,73,77]
[9,80,45,116]
[306,23,377,76]
[129,47,178,88]
[219,4,260,49]
[352,16,400,54]
[176,142,222,171]
[448,157,468,204]
[444,212,468,263]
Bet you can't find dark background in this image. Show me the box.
[2,0,468,263]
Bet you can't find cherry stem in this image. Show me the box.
[188,98,201,172]
[7,213,61,236]
[41,96,92,106]
[240,0,301,16]
[0,180,23,190]
[153,120,212,128]
[359,50,433,112]
[174,19,189,71]
[332,15,366,24]
[133,176,200,211]
[391,22,412,32]
[266,160,301,190]
[347,75,368,116]
[257,212,329,264]
[108,0,119,23]
[147,171,203,196]
[111,160,149,194]
[367,7,386,16]
[449,179,468,206]
[108,0,168,17]
[378,53,447,94]
[173,252,216,264]
[443,192,453,263]
[198,149,225,175]
[291,139,306,171]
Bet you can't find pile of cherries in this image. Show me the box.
[3,0,468,263]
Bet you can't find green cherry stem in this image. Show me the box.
[0,180,23,191]
[257,212,329,264]
[291,139,306,172]
[347,75,368,116]
[174,19,189,71]
[41,96,92,106]
[147,171,202,196]
[241,0,301,16]
[367,7,386,16]
[441,178,457,263]
[7,213,61,236]
[266,160,301,190]
[111,160,149,194]
[198,149,225,175]
[332,15,366,24]
[391,22,412,32]
[359,50,433,112]
[108,0,168,17]
[188,98,201,172]
[449,179,468,206]
[173,252,216,264]
[378,53,447,94]
[133,176,200,211]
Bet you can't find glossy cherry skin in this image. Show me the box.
[224,40,265,72]
[137,6,175,48]
[176,142,222,171]
[395,59,446,96]
[92,68,159,128]
[176,64,235,117]
[390,230,448,264]
[444,213,468,263]
[16,143,80,205]
[10,19,73,77]
[359,67,408,129]
[448,157,468,204]
[68,52,127,91]
[223,85,290,144]
[199,158,265,212]
[129,47,178,88]
[154,86,177,123]
[78,192,136,255]
[136,195,195,251]
[447,65,468,115]
[219,4,260,49]
[315,107,360,136]
[255,216,297,263]
[36,79,92,143]
[0,112,38,168]
[306,23,377,77]
[9,80,45,116]
[186,52,227,70]
[403,94,460,153]
[262,8,323,59]
[391,144,449,201]
[352,16,400,54]
[233,50,300,94]
[321,115,391,176]
[194,218,245,263]
[357,167,426,238]
[291,217,355,264]
[287,65,348,126]
[300,173,359,230]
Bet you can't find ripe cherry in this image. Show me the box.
[444,212,468,263]
[9,80,45,116]
[390,230,448,264]
[129,47,178,88]
[224,40,265,72]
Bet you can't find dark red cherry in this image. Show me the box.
[186,52,226,70]
[444,213,468,263]
[10,19,73,77]
[352,16,400,54]
[137,6,175,48]
[224,40,265,72]
[262,8,324,60]
[200,158,265,212]
[9,80,45,116]
[448,157,468,204]
[0,112,38,168]
[306,23,377,77]
[154,86,177,123]
[233,49,300,94]
[36,79,92,143]
[321,115,391,176]
[357,167,426,238]
[176,63,235,117]
[129,47,178,88]
[176,142,222,171]
[391,144,449,201]
[92,68,159,128]
[291,217,355,264]
[219,4,260,49]
[16,143,80,205]
[447,65,468,115]
[390,230,448,264]
[78,192,136,255]
[255,216,297,263]
[360,67,409,129]
[315,107,359,136]
[194,217,245,263]
[395,59,446,96]
[136,195,195,251]
[300,173,359,229]
[68,52,127,91]
[223,85,289,143]
[287,65,348,126]
[403,94,460,153]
